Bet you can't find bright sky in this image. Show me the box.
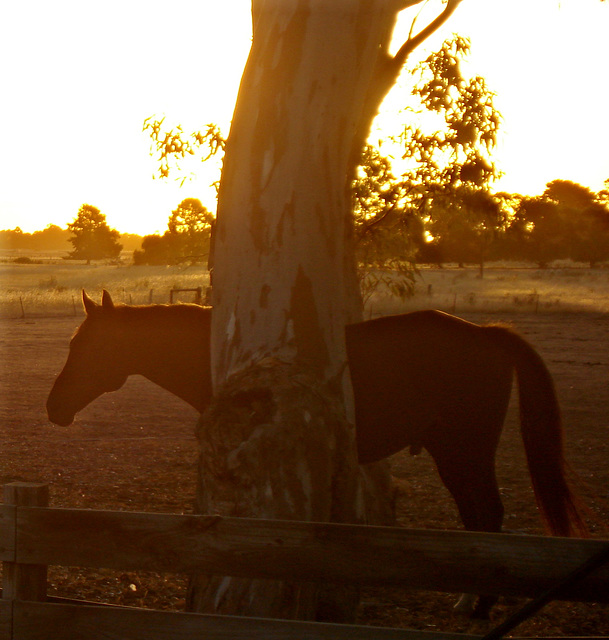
[0,0,607,235]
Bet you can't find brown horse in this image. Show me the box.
[346,312,587,540]
[46,290,212,427]
[48,291,587,542]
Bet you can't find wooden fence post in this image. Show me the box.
[2,483,49,602]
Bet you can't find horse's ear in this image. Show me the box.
[101,289,115,311]
[82,290,99,316]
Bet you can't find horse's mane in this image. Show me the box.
[112,302,210,318]
[112,303,212,332]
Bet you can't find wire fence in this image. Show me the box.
[4,287,609,321]
[369,290,609,318]
[0,260,212,319]
[2,265,609,320]
[0,287,211,320]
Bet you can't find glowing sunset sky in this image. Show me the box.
[1,0,607,235]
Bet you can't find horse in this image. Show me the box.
[46,290,212,427]
[345,311,587,540]
[48,290,587,539]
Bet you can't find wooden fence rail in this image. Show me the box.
[1,482,608,640]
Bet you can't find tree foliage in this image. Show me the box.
[509,180,609,267]
[143,117,225,184]
[401,36,500,186]
[396,36,503,273]
[352,145,420,301]
[348,37,503,277]
[133,198,214,265]
[66,205,122,264]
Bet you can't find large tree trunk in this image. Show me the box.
[189,0,458,623]
[209,2,401,382]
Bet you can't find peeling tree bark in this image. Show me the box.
[190,360,365,619]
[210,3,398,384]
[190,0,460,623]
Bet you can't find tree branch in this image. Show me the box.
[357,202,400,239]
[394,0,426,9]
[392,0,463,69]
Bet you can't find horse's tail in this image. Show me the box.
[485,325,588,538]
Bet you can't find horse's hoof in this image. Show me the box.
[453,593,476,615]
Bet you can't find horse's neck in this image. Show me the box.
[126,310,212,413]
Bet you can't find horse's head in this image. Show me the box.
[47,290,129,426]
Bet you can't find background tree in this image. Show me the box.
[66,204,122,264]
[133,198,213,265]
[132,233,178,266]
[508,180,609,267]
[509,196,566,267]
[29,224,70,251]
[167,197,214,260]
[544,180,609,267]
[397,36,502,274]
[0,227,26,252]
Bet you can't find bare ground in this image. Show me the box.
[1,310,608,635]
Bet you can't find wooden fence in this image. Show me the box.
[1,482,608,639]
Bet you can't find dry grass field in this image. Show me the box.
[368,263,609,317]
[1,259,609,635]
[0,258,211,318]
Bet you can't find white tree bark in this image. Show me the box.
[210,1,400,385]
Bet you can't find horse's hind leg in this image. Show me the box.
[434,456,504,533]
[428,447,504,618]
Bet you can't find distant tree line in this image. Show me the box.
[354,148,609,273]
[0,223,142,254]
[1,198,214,266]
[3,180,607,272]
[0,225,71,252]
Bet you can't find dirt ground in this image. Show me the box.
[1,310,608,635]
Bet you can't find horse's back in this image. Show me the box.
[346,311,514,464]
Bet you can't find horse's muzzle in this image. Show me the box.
[46,396,75,427]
